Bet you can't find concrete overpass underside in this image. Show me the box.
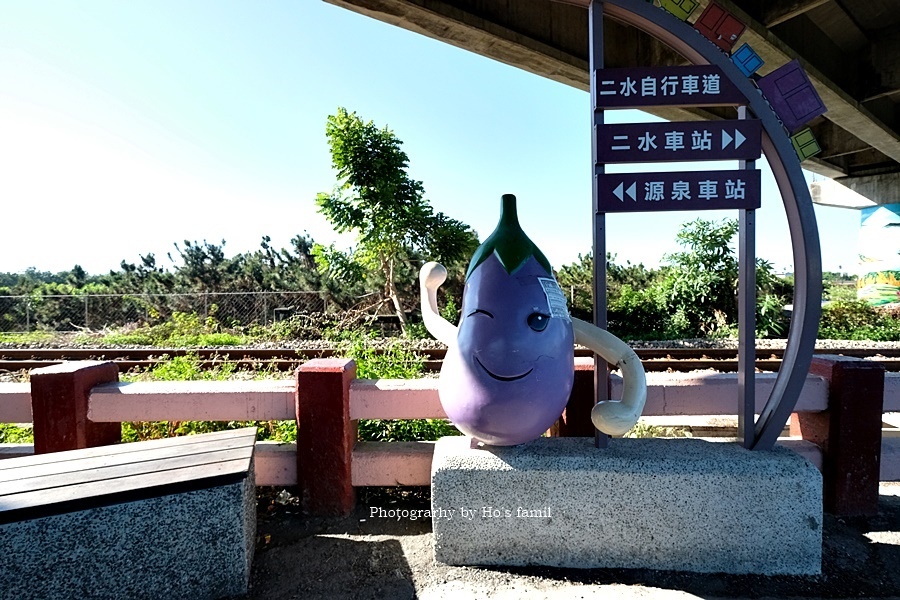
[325,0,900,205]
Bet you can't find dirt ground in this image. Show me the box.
[238,484,900,600]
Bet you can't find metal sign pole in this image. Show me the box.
[737,105,756,448]
[590,0,609,449]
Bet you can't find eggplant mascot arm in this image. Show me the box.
[571,317,647,436]
[419,261,458,347]
[419,258,647,439]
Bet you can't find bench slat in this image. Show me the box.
[0,458,250,525]
[0,434,253,484]
[1,446,252,495]
[0,428,257,525]
[0,438,253,482]
[0,427,257,471]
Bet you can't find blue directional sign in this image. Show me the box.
[599,170,760,213]
[597,120,761,163]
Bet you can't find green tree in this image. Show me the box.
[315,107,477,334]
[169,240,232,293]
[660,218,789,337]
[661,218,740,335]
[555,253,594,321]
[67,265,87,288]
[555,252,660,324]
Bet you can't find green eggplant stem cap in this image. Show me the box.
[466,194,553,280]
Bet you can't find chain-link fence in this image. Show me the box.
[0,292,327,332]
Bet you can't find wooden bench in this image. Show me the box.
[0,428,257,600]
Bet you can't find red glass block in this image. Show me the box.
[694,2,746,52]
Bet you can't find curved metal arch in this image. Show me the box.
[600,0,822,450]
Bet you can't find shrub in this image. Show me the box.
[608,285,669,340]
[248,311,374,342]
[97,305,245,347]
[357,419,458,442]
[756,293,788,338]
[819,300,900,341]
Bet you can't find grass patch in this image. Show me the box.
[0,331,55,345]
[121,420,296,443]
[90,306,248,347]
[339,332,425,379]
[0,423,33,443]
[623,422,692,438]
[336,332,460,441]
[120,353,296,442]
[122,352,238,382]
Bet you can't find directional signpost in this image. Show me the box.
[601,170,760,212]
[594,65,744,108]
[589,4,764,449]
[596,120,762,163]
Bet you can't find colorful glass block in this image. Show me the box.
[757,60,827,132]
[791,128,821,161]
[694,2,746,52]
[659,0,698,21]
[731,43,764,77]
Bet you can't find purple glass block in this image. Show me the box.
[732,43,763,78]
[757,60,827,132]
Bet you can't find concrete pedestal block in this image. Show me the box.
[431,436,822,575]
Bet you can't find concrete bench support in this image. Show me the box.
[0,428,256,600]
[432,436,822,575]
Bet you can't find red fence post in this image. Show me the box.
[795,355,885,516]
[551,361,597,437]
[30,361,121,454]
[296,358,357,516]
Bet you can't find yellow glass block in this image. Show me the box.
[660,0,698,20]
[791,128,821,161]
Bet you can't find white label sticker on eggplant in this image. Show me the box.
[538,278,571,322]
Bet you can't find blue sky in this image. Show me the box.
[0,0,860,276]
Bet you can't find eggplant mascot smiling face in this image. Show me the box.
[438,195,575,446]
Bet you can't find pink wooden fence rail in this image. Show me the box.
[0,355,896,517]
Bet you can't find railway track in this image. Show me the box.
[1,346,900,373]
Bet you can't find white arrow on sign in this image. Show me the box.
[612,182,637,201]
[722,129,747,150]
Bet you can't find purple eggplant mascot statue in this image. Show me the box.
[420,194,647,446]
